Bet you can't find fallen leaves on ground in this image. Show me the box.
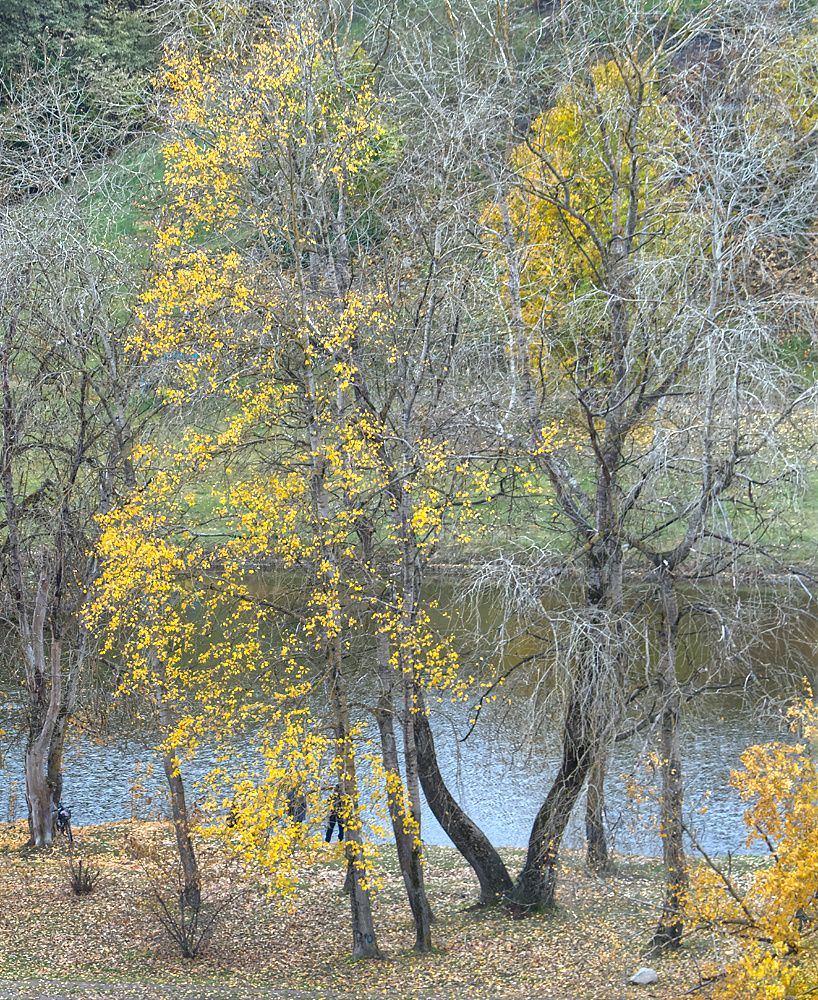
[0,821,713,999]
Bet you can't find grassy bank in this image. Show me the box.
[0,819,738,999]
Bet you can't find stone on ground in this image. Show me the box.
[629,967,659,985]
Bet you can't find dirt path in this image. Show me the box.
[0,983,564,1000]
[0,983,360,1000]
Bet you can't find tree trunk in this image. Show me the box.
[396,520,435,934]
[652,701,686,950]
[513,689,593,909]
[25,744,54,847]
[585,751,612,873]
[23,635,62,847]
[46,632,86,827]
[328,637,382,960]
[346,842,381,960]
[653,570,688,951]
[413,682,513,904]
[514,559,619,911]
[305,354,380,960]
[401,665,435,931]
[157,685,200,911]
[22,564,63,848]
[374,632,433,951]
[46,720,67,834]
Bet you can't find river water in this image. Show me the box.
[0,580,810,859]
[0,685,791,857]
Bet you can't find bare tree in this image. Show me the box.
[478,0,818,921]
[0,56,149,845]
[364,0,818,925]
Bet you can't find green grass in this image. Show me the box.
[84,138,166,254]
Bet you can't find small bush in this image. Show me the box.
[151,881,242,959]
[68,854,101,896]
[146,854,242,959]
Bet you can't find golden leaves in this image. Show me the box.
[483,57,687,341]
[687,697,818,996]
[90,9,509,922]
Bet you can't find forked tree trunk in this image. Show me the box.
[361,480,434,946]
[514,558,621,912]
[513,688,593,909]
[486,99,633,912]
[413,682,513,904]
[157,684,200,911]
[374,632,433,951]
[653,570,688,950]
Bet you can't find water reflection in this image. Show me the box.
[0,576,810,859]
[0,688,789,857]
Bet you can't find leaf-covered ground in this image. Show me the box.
[0,821,720,999]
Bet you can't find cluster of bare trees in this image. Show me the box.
[352,0,818,950]
[327,0,818,951]
[2,0,818,963]
[0,58,156,845]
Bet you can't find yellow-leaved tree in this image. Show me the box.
[91,1,509,957]
[92,11,390,957]
[486,59,685,335]
[686,698,818,999]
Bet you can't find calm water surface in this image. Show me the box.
[0,579,808,858]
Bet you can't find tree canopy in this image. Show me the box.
[4,0,818,988]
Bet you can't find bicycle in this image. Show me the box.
[55,800,72,843]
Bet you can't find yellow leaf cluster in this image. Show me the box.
[687,697,818,997]
[484,58,687,342]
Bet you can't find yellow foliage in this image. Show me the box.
[687,697,818,997]
[758,32,818,144]
[484,58,685,336]
[90,11,502,910]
